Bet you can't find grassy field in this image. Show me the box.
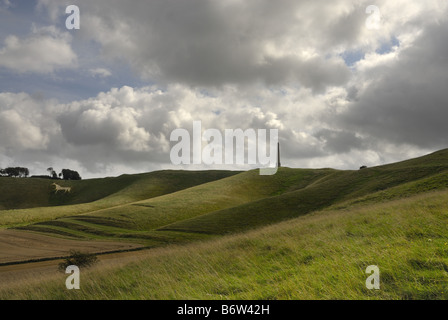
[0,170,240,228]
[1,188,448,299]
[1,149,448,299]
[7,149,447,245]
[0,169,243,210]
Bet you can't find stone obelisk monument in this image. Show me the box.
[277,142,281,168]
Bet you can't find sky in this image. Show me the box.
[0,0,447,178]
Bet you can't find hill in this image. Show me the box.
[2,184,448,299]
[0,170,241,211]
[2,148,448,249]
[1,148,448,299]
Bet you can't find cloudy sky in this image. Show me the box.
[0,0,447,178]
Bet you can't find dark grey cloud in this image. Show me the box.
[314,129,364,154]
[1,0,448,177]
[335,19,448,150]
[58,0,356,91]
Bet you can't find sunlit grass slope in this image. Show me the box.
[11,168,333,245]
[5,149,448,248]
[0,170,240,228]
[160,151,448,235]
[2,189,448,300]
[0,170,241,210]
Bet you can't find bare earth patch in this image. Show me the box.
[0,229,143,265]
[0,248,149,289]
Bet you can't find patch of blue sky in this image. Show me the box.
[376,36,400,54]
[0,62,150,103]
[0,2,43,39]
[340,49,365,67]
[340,36,400,67]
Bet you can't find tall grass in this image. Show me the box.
[2,189,448,300]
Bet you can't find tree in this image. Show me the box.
[58,250,98,272]
[61,169,82,180]
[47,167,58,179]
[1,167,29,177]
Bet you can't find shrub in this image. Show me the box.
[58,250,98,272]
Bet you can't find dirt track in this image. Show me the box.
[0,229,146,288]
[0,229,143,265]
[0,248,149,288]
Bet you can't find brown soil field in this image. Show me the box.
[0,229,144,265]
[0,248,150,289]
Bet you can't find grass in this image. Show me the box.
[11,162,448,242]
[2,189,448,299]
[2,148,448,299]
[3,167,332,241]
[3,149,448,245]
[0,170,241,211]
[0,170,240,228]
[159,166,448,235]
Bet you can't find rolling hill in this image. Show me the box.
[1,148,448,299]
[2,148,448,248]
[0,170,241,211]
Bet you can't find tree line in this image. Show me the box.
[0,167,29,178]
[0,166,81,180]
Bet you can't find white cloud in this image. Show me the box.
[0,109,48,150]
[0,92,57,151]
[0,25,77,74]
[1,1,448,178]
[89,68,112,78]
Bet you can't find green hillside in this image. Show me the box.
[8,167,333,244]
[3,187,448,299]
[161,159,448,235]
[2,149,448,299]
[0,170,240,211]
[0,170,240,229]
[4,148,448,249]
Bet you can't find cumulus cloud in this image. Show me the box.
[0,84,324,175]
[58,93,150,152]
[0,25,77,74]
[1,0,448,177]
[37,0,368,91]
[0,109,48,150]
[0,92,58,151]
[334,16,448,150]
